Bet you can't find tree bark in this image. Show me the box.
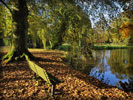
[12,0,28,54]
[52,21,66,49]
[2,0,34,63]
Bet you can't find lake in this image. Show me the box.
[72,48,133,90]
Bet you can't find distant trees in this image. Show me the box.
[107,9,133,45]
[120,10,133,44]
[0,0,92,63]
[92,9,133,45]
[0,0,132,63]
[28,1,92,49]
[27,0,93,59]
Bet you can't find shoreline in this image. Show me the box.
[0,50,132,99]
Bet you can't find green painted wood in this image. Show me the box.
[25,54,62,86]
[25,54,62,85]
[28,60,52,85]
[25,54,63,95]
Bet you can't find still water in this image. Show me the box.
[89,48,133,89]
[73,48,133,89]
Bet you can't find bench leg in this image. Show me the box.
[33,73,37,79]
[51,85,56,96]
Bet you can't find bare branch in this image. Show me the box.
[0,0,13,14]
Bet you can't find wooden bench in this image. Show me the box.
[25,55,62,96]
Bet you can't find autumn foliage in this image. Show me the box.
[120,21,133,38]
[0,50,133,99]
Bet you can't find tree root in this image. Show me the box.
[1,50,35,64]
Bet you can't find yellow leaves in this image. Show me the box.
[18,89,25,94]
[0,50,132,99]
[59,8,63,15]
[2,59,9,65]
[57,57,62,62]
[3,90,7,94]
[120,21,131,29]
[120,21,133,38]
[76,14,81,20]
[120,28,130,38]
[35,81,39,86]
[6,90,14,97]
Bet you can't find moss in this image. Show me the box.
[1,49,34,64]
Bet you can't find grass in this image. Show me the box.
[93,43,133,49]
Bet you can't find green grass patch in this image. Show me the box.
[58,43,71,51]
[93,43,133,49]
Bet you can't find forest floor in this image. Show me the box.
[0,49,133,100]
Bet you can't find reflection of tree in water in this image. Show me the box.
[106,48,133,91]
[115,73,128,80]
[94,50,109,73]
[90,50,110,84]
[82,65,94,75]
[92,71,110,85]
[92,49,133,91]
[72,49,133,91]
[129,48,133,65]
[108,49,133,79]
[71,55,97,74]
[119,77,133,92]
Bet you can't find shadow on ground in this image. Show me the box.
[0,51,132,100]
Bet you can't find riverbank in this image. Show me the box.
[93,43,133,49]
[0,49,132,99]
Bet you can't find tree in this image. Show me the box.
[107,9,133,45]
[27,0,92,50]
[0,0,132,63]
[0,0,33,63]
[119,10,133,44]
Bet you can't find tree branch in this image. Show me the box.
[0,0,13,14]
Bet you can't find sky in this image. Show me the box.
[76,0,126,28]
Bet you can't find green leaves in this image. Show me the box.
[27,0,92,51]
[1,0,93,57]
[0,5,13,40]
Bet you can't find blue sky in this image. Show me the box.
[76,1,126,28]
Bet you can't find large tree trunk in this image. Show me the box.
[2,0,34,63]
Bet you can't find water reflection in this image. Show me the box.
[90,48,133,90]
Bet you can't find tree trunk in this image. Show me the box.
[2,0,34,63]
[52,21,66,49]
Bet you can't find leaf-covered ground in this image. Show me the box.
[0,49,133,100]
